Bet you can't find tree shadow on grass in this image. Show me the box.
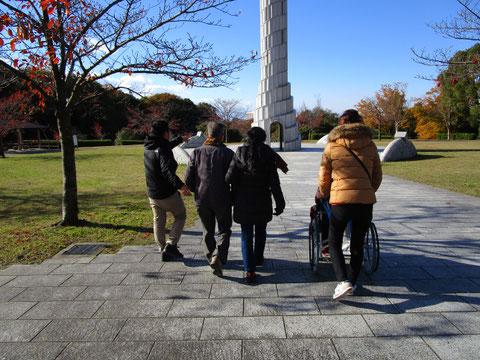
[77,220,151,233]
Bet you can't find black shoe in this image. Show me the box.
[210,255,223,278]
[161,251,171,262]
[245,271,256,284]
[163,243,184,258]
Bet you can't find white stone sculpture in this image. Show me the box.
[316,134,329,147]
[180,134,207,149]
[173,146,191,165]
[252,0,301,151]
[380,138,417,162]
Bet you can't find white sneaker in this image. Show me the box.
[333,281,353,300]
[347,283,357,296]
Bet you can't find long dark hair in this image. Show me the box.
[244,127,266,174]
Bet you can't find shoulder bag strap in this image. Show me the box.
[342,145,372,184]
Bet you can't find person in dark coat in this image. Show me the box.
[144,120,192,261]
[184,122,234,277]
[225,127,285,283]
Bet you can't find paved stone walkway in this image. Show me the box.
[1,143,480,359]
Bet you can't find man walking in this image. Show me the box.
[185,122,234,277]
[144,120,191,261]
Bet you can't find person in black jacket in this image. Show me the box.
[184,122,234,277]
[144,120,191,261]
[225,127,285,283]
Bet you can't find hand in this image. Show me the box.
[182,132,194,143]
[273,208,283,216]
[180,185,192,196]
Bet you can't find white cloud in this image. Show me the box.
[109,74,192,97]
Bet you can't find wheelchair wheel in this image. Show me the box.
[363,222,379,274]
[309,214,321,273]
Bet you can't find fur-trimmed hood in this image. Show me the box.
[328,123,374,150]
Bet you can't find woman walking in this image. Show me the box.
[226,127,285,283]
[318,109,382,299]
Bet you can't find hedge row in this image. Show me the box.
[436,133,477,140]
[115,140,144,145]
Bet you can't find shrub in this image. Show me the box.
[311,132,328,140]
[77,139,113,147]
[116,140,144,145]
[114,127,143,145]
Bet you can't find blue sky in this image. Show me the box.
[114,0,472,115]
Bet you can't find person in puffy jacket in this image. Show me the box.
[144,120,191,261]
[226,127,285,283]
[184,122,234,277]
[318,109,382,299]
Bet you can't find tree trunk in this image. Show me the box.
[57,111,79,225]
[378,119,382,141]
[447,126,451,140]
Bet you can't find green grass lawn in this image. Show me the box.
[378,140,480,198]
[1,140,479,268]
[0,145,197,268]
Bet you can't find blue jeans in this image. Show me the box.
[240,223,267,272]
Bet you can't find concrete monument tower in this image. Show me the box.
[253,0,301,151]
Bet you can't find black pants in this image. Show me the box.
[197,205,232,265]
[328,204,373,285]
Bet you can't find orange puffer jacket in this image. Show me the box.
[318,123,382,204]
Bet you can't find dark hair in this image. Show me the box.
[339,109,363,124]
[207,121,225,140]
[149,120,169,138]
[245,127,267,174]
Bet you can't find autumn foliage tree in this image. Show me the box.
[0,91,29,157]
[356,83,408,137]
[0,0,254,225]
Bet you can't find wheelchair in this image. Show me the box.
[308,198,379,275]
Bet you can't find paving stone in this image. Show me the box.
[42,256,94,265]
[423,335,480,360]
[442,311,480,334]
[91,253,146,263]
[381,255,446,267]
[333,336,439,360]
[201,316,286,340]
[142,283,212,299]
[388,294,477,313]
[104,262,163,274]
[0,301,36,319]
[121,272,184,285]
[4,274,71,287]
[61,273,127,286]
[94,299,172,318]
[182,270,243,284]
[168,298,242,317]
[255,270,311,283]
[352,281,418,298]
[76,285,148,300]
[0,264,59,275]
[315,296,399,315]
[0,319,50,341]
[57,342,153,360]
[244,297,319,316]
[0,276,15,286]
[20,300,103,319]
[116,318,203,341]
[406,279,480,293]
[284,314,373,338]
[12,286,86,301]
[117,245,158,254]
[0,286,25,301]
[422,265,480,279]
[34,318,125,341]
[243,338,338,359]
[363,313,462,336]
[160,259,211,272]
[210,283,278,299]
[50,263,112,274]
[457,292,480,310]
[277,282,335,297]
[359,266,433,281]
[148,340,241,360]
[270,259,310,270]
[0,342,67,359]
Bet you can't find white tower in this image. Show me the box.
[253,0,301,151]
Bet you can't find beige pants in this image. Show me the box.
[149,192,186,249]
